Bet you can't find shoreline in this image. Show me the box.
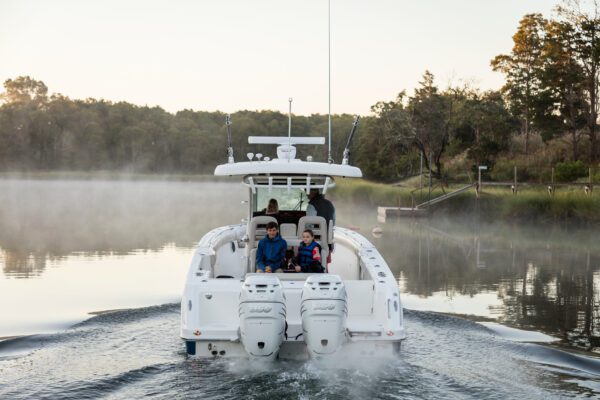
[1,171,597,221]
[330,178,600,223]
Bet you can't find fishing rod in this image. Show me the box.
[341,115,360,165]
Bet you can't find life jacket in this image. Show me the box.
[298,241,323,272]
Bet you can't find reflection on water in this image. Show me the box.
[365,217,600,353]
[0,246,193,337]
[0,179,247,336]
[0,179,246,278]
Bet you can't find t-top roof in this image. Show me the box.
[248,136,325,145]
[214,158,362,178]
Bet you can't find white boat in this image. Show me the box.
[180,135,406,360]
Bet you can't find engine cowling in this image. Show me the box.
[301,274,347,357]
[239,275,286,360]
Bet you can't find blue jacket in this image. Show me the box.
[256,234,287,271]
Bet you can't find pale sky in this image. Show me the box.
[0,0,562,116]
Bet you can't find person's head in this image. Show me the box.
[302,229,314,245]
[266,221,279,239]
[308,189,320,200]
[266,198,279,214]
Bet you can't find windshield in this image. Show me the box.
[253,188,308,212]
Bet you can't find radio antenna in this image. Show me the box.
[288,98,292,163]
[225,114,234,164]
[327,0,333,164]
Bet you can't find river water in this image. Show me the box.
[1,178,599,399]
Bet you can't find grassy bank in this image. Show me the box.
[330,179,600,222]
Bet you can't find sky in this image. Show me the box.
[0,0,563,116]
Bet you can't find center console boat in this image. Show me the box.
[180,135,405,360]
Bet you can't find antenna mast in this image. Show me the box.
[327,0,333,164]
[288,98,292,163]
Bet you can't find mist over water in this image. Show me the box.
[1,178,599,398]
[0,178,246,337]
[0,178,246,277]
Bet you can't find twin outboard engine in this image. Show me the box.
[239,275,286,360]
[301,274,348,357]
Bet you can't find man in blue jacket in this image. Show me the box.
[256,222,287,273]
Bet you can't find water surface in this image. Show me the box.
[1,178,599,398]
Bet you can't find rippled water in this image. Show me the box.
[1,305,599,399]
[1,178,599,398]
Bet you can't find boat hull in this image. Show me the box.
[184,337,403,360]
[180,225,406,359]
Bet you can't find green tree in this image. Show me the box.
[357,92,415,180]
[556,0,600,161]
[1,76,48,105]
[540,20,587,159]
[457,91,516,167]
[492,14,547,155]
[408,71,456,179]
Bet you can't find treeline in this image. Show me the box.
[0,78,357,174]
[0,1,598,182]
[361,1,599,181]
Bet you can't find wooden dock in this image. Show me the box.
[378,206,428,219]
[378,183,476,221]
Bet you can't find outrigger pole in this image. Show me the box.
[341,115,360,165]
[226,114,234,164]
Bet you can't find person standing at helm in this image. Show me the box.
[306,189,335,263]
[307,189,335,227]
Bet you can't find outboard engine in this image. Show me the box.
[239,275,286,360]
[301,274,347,357]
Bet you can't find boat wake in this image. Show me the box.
[1,306,599,399]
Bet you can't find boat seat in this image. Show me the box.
[297,216,332,245]
[280,223,297,239]
[247,216,278,245]
[246,216,278,272]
